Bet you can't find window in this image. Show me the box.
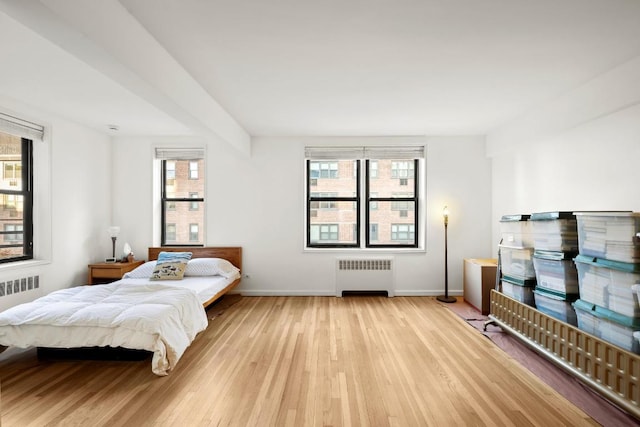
[369,160,378,178]
[391,161,414,179]
[0,132,33,262]
[165,223,176,242]
[4,224,22,242]
[370,192,378,210]
[305,146,423,249]
[309,161,339,179]
[189,161,198,179]
[166,161,176,180]
[391,194,412,211]
[189,192,199,211]
[310,192,338,211]
[310,224,339,242]
[156,147,205,246]
[391,224,415,242]
[370,223,378,241]
[306,158,358,247]
[189,223,199,241]
[3,162,21,186]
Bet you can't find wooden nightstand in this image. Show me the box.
[88,260,145,284]
[463,258,497,315]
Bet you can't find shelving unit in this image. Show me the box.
[488,289,640,420]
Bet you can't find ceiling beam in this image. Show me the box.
[0,0,250,155]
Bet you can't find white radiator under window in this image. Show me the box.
[336,258,395,297]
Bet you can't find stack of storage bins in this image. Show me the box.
[529,212,580,325]
[499,215,536,306]
[573,212,640,354]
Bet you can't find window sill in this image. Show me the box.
[303,247,425,254]
[0,259,50,272]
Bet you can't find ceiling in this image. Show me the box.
[1,0,640,146]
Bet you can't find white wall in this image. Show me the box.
[488,56,640,253]
[113,135,493,296]
[0,100,112,311]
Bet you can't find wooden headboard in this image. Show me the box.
[148,247,242,272]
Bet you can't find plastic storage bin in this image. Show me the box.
[530,211,578,252]
[574,255,640,317]
[533,251,579,295]
[501,276,536,306]
[575,211,640,263]
[573,299,640,354]
[499,245,536,280]
[500,214,533,248]
[534,288,578,325]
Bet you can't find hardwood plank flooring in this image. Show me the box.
[0,296,597,426]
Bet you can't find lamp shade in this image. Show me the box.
[108,226,120,238]
[443,206,449,226]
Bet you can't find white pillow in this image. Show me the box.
[123,261,157,278]
[122,258,241,279]
[184,258,240,279]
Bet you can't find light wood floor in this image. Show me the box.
[0,296,596,426]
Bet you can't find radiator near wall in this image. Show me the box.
[336,258,395,297]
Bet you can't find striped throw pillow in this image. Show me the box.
[157,251,192,263]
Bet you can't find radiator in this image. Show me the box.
[336,258,394,297]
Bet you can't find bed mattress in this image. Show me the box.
[0,281,208,375]
[116,275,238,306]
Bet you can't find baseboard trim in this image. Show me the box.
[239,290,337,297]
[237,290,463,297]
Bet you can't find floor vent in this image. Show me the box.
[0,275,39,297]
[341,290,389,297]
[336,258,394,297]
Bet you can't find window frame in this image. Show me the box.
[160,159,204,247]
[365,159,419,249]
[305,150,421,250]
[306,160,360,248]
[0,137,33,263]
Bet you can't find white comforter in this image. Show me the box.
[0,282,208,376]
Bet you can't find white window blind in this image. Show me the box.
[155,147,205,160]
[0,112,45,141]
[304,146,365,160]
[305,145,425,159]
[364,145,425,159]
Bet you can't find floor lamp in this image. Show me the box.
[437,205,456,303]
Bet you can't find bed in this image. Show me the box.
[0,246,242,376]
[146,246,242,308]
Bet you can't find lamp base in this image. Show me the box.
[436,295,457,303]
